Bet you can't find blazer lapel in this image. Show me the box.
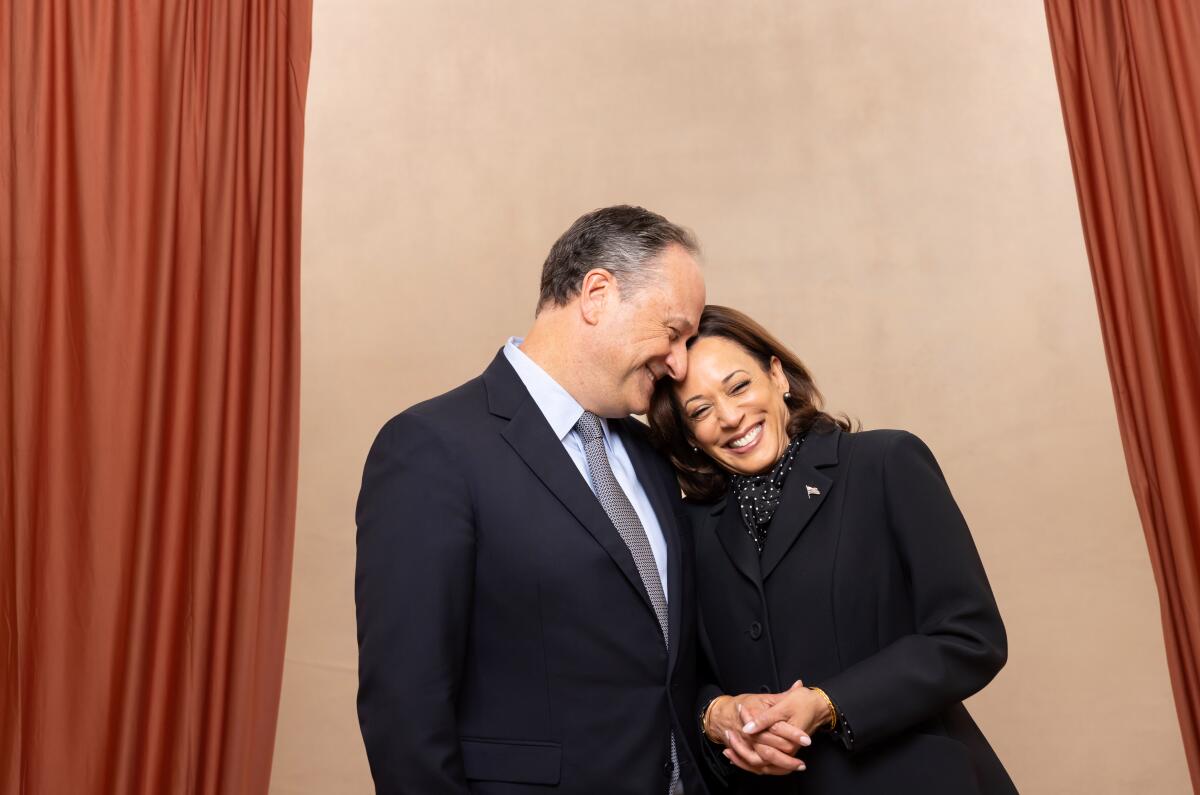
[711,495,763,588]
[484,353,656,618]
[758,429,841,580]
[615,420,682,663]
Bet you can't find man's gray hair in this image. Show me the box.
[537,205,699,313]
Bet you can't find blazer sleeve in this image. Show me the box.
[355,413,476,794]
[816,431,1007,752]
[695,610,733,787]
[682,500,735,788]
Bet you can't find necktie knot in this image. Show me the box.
[574,410,605,444]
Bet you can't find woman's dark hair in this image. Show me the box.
[647,304,851,502]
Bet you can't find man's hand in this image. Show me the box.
[705,682,812,775]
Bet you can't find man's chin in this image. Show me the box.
[626,389,654,417]
[615,373,658,416]
[608,390,646,417]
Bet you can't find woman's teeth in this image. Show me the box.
[729,423,762,449]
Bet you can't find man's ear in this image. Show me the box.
[577,268,616,326]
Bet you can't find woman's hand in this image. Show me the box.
[704,683,813,775]
[739,680,834,743]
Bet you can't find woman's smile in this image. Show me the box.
[725,421,764,452]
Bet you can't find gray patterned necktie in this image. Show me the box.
[574,411,681,795]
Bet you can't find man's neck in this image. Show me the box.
[519,314,595,411]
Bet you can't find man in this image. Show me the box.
[355,206,711,793]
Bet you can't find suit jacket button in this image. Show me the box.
[759,684,771,693]
[663,761,673,778]
[749,621,763,640]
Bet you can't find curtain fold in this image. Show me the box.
[1045,1,1200,789]
[1,1,311,792]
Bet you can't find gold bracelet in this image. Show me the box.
[702,695,726,739]
[808,687,837,732]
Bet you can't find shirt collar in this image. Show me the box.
[503,337,608,442]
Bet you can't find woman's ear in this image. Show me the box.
[769,356,789,394]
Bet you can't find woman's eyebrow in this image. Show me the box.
[683,369,749,406]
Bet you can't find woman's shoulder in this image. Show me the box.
[846,427,919,445]
[841,428,937,465]
[680,495,724,527]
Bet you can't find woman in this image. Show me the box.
[648,306,1016,794]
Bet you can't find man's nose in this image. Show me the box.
[665,341,688,381]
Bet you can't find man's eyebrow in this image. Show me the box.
[683,370,749,406]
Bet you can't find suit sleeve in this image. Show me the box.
[355,413,475,794]
[816,431,1007,752]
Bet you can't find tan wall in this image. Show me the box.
[272,2,1191,792]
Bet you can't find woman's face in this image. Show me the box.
[675,335,792,476]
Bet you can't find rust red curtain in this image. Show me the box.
[1,1,311,792]
[1045,0,1200,788]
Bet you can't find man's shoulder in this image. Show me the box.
[403,374,488,423]
[374,373,492,451]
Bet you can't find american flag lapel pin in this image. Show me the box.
[806,485,821,499]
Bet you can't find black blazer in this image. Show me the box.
[692,428,1016,794]
[355,351,711,794]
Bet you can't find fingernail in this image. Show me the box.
[724,730,731,742]
[797,762,807,771]
[799,735,811,747]
[742,722,756,733]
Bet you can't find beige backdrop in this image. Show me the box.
[272,1,1191,792]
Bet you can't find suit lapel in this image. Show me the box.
[615,420,682,664]
[758,429,840,580]
[485,353,656,618]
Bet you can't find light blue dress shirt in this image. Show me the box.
[503,337,670,599]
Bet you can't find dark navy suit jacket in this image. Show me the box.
[355,351,711,794]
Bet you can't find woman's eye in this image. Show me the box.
[689,406,710,421]
[730,380,750,394]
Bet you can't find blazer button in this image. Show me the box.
[663,761,673,779]
[749,621,762,640]
[759,684,771,693]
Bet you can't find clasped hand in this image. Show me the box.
[706,680,830,776]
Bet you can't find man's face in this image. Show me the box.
[597,244,706,416]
